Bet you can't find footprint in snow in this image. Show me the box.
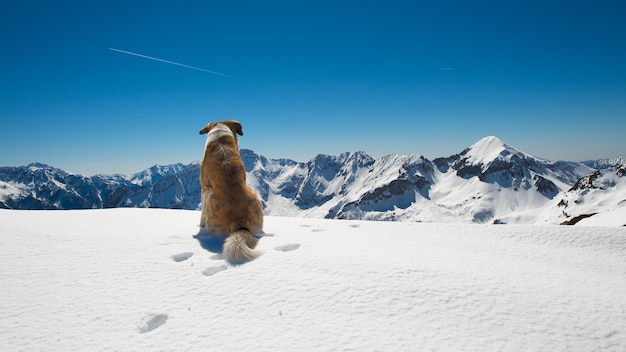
[202,264,228,276]
[275,244,300,252]
[210,253,224,260]
[299,224,324,232]
[170,252,193,262]
[138,313,168,333]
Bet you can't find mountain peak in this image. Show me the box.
[465,136,524,165]
[129,163,186,186]
[474,135,505,147]
[27,162,52,169]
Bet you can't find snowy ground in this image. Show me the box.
[1,208,625,351]
[576,207,626,227]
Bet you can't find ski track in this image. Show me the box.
[1,208,625,351]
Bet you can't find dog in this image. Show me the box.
[199,120,264,262]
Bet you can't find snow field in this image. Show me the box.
[1,208,625,351]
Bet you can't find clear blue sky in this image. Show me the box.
[2,1,625,175]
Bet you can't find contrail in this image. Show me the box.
[109,47,232,78]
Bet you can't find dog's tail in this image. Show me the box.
[223,229,261,262]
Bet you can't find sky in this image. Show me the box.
[2,0,625,176]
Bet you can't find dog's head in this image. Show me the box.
[199,120,243,137]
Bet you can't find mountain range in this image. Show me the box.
[1,136,624,225]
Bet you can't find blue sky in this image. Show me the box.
[2,1,625,175]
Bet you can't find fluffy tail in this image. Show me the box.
[223,229,261,262]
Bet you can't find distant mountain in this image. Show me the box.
[0,162,197,210]
[546,163,626,224]
[1,136,623,225]
[244,136,596,224]
[0,163,108,210]
[582,156,625,170]
[129,163,187,186]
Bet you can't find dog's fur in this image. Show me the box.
[199,120,263,262]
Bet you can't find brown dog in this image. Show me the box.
[199,120,264,262]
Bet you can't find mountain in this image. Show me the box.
[128,162,201,209]
[0,163,195,210]
[0,163,109,210]
[1,136,623,225]
[244,136,596,224]
[425,136,596,224]
[547,163,626,225]
[129,163,187,186]
[583,155,626,170]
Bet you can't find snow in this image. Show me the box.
[577,207,626,227]
[0,181,28,199]
[1,208,625,351]
[466,136,511,165]
[543,168,626,226]
[465,136,537,166]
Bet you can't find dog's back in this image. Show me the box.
[199,120,264,262]
[204,134,262,234]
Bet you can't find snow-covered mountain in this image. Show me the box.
[1,136,623,225]
[583,155,625,170]
[0,163,113,210]
[129,163,187,186]
[546,164,626,224]
[246,136,604,224]
[0,162,202,211]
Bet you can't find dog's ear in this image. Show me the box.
[199,122,215,135]
[224,120,243,136]
[235,122,243,136]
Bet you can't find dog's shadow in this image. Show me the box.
[193,228,272,264]
[193,229,226,254]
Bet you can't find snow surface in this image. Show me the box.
[1,208,625,351]
[577,207,626,227]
